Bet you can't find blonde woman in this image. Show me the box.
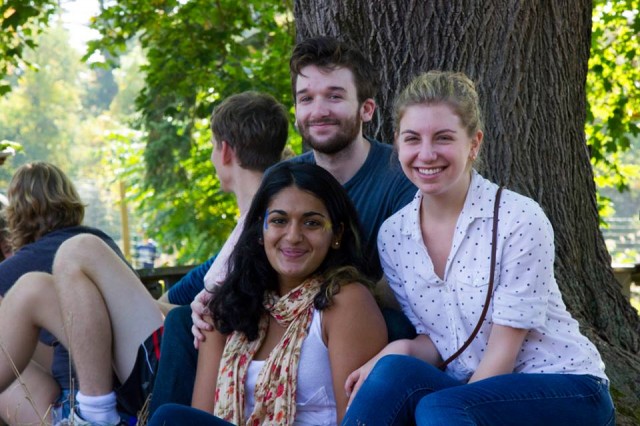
[342,72,614,426]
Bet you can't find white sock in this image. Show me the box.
[75,391,120,424]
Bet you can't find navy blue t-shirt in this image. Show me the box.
[0,226,125,390]
[167,255,216,305]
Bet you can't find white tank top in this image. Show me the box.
[243,310,337,425]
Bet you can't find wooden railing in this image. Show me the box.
[136,265,195,299]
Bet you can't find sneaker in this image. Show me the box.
[54,408,130,426]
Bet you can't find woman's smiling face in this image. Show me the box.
[396,103,482,198]
[262,185,337,294]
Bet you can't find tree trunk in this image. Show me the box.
[294,1,640,423]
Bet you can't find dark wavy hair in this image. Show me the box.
[6,162,84,249]
[209,162,372,340]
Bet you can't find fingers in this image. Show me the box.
[191,297,208,316]
[192,327,201,350]
[344,370,360,397]
[192,322,205,339]
[190,290,213,348]
[192,312,213,331]
[190,313,211,348]
[347,375,366,406]
[196,289,213,305]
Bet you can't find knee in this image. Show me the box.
[361,354,415,390]
[375,354,408,370]
[148,403,180,426]
[165,305,194,334]
[373,354,419,378]
[5,272,53,305]
[54,234,106,272]
[415,392,466,425]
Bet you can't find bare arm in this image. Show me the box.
[468,324,528,383]
[154,299,176,317]
[157,291,170,304]
[344,333,441,405]
[191,319,227,412]
[323,283,387,423]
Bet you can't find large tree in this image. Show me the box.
[79,0,637,265]
[295,0,639,423]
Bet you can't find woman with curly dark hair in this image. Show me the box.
[149,162,387,425]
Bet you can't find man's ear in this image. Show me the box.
[221,141,235,165]
[360,98,376,123]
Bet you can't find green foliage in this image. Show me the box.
[0,139,22,152]
[0,21,124,240]
[103,120,237,263]
[588,0,640,218]
[0,23,84,170]
[86,0,638,263]
[88,0,296,262]
[109,42,146,117]
[0,0,57,95]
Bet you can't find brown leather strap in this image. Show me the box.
[439,186,503,370]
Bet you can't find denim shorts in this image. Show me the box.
[50,388,75,424]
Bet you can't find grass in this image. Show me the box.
[0,309,152,426]
[0,341,51,425]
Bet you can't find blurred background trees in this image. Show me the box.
[0,0,637,267]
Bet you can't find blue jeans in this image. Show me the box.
[149,305,198,414]
[148,404,233,426]
[50,389,74,424]
[342,355,615,426]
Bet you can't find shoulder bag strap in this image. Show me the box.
[439,186,503,370]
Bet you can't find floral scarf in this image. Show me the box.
[214,277,322,425]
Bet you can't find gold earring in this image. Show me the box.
[332,240,340,249]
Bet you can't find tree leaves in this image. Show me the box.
[588,0,640,201]
[87,0,296,261]
[0,0,57,94]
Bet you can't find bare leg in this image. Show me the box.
[0,273,66,406]
[53,234,163,387]
[0,360,59,425]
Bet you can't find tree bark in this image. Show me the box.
[294,1,640,423]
